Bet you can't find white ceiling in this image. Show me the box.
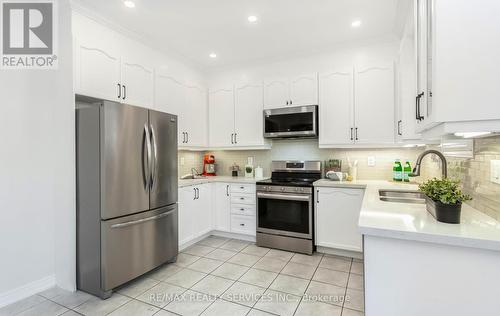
[75,0,402,71]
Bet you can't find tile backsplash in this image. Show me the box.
[179,137,500,220]
[179,139,423,180]
[422,135,500,221]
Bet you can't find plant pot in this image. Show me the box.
[424,196,462,224]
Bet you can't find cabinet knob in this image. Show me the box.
[240,223,245,226]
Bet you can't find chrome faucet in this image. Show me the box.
[191,168,200,177]
[409,149,448,178]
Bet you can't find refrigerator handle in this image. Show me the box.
[143,124,152,192]
[150,123,158,191]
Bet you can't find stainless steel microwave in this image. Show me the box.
[263,105,318,138]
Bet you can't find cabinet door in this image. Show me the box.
[194,184,212,237]
[319,69,354,146]
[289,73,318,106]
[179,186,196,246]
[74,38,121,101]
[398,21,421,140]
[234,82,265,147]
[354,64,395,144]
[415,0,430,128]
[214,183,231,232]
[120,59,154,107]
[315,187,364,252]
[263,78,289,109]
[209,86,235,147]
[155,74,187,145]
[185,84,208,147]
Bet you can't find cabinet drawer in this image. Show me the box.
[231,193,256,205]
[230,184,256,195]
[230,214,256,235]
[231,204,256,216]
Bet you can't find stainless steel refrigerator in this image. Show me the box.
[76,99,178,299]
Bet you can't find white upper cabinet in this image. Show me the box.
[209,86,235,147]
[234,82,266,147]
[413,0,500,137]
[319,69,354,146]
[264,73,318,109]
[155,73,187,145]
[354,63,395,145]
[74,38,121,102]
[120,57,154,107]
[263,78,289,109]
[185,83,208,148]
[289,73,319,107]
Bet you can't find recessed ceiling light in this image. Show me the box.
[351,20,362,28]
[123,1,135,8]
[209,53,217,59]
[248,15,258,23]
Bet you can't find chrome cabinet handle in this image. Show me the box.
[111,208,175,228]
[196,188,199,199]
[186,132,189,144]
[316,190,319,203]
[290,100,292,105]
[231,133,234,144]
[240,223,245,226]
[226,185,229,196]
[122,85,126,100]
[350,127,353,141]
[150,124,158,190]
[355,127,358,141]
[234,133,237,144]
[117,83,121,99]
[397,120,402,136]
[193,188,197,200]
[143,124,152,192]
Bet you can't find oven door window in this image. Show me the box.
[265,113,313,133]
[258,196,310,236]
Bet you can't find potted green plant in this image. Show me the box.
[418,178,472,224]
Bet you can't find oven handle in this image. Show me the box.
[257,192,311,202]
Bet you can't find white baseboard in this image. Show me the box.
[317,246,364,259]
[0,275,56,308]
[210,230,256,243]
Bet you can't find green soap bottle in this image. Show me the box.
[403,161,412,182]
[393,159,403,182]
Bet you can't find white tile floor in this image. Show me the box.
[0,236,364,316]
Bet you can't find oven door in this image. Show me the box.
[263,105,317,138]
[257,191,312,239]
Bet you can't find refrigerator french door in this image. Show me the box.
[77,100,178,298]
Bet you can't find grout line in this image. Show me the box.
[292,253,324,316]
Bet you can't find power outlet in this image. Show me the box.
[367,156,376,167]
[491,160,500,184]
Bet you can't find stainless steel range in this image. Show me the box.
[256,161,322,255]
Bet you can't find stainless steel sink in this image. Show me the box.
[379,189,426,204]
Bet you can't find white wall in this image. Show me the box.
[0,0,75,307]
[207,39,398,85]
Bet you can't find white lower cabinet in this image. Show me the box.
[315,187,365,252]
[230,214,256,235]
[179,183,212,246]
[180,182,256,247]
[213,183,231,232]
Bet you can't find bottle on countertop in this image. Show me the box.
[403,161,412,182]
[393,159,403,182]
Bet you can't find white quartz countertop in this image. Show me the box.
[179,176,270,188]
[313,179,500,251]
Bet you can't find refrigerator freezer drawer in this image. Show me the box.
[101,204,178,291]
